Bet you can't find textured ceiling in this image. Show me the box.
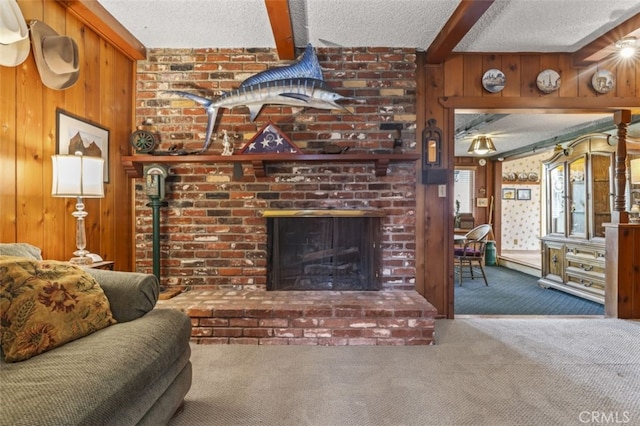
[97,0,640,157]
[456,0,640,52]
[97,0,640,50]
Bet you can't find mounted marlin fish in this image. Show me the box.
[165,44,354,153]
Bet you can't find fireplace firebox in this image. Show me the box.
[264,210,383,291]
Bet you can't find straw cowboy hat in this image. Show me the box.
[0,0,30,67]
[29,19,79,90]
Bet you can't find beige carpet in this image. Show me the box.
[169,318,640,426]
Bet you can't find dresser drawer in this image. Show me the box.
[565,268,605,295]
[566,258,605,276]
[565,244,605,264]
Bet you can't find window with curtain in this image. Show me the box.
[454,169,474,214]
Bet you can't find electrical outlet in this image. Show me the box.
[513,239,518,245]
[438,185,446,197]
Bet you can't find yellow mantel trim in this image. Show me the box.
[261,209,386,218]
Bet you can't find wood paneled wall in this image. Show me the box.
[418,53,640,318]
[0,0,135,270]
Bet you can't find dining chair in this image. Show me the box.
[454,224,492,286]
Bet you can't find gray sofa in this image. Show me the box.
[0,244,192,426]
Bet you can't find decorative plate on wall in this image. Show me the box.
[591,70,615,94]
[482,69,506,93]
[536,69,561,93]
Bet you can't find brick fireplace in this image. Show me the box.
[134,161,418,292]
[134,46,437,344]
[146,160,438,346]
[134,46,418,293]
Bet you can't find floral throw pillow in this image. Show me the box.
[0,256,116,362]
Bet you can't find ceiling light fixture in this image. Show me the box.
[615,36,637,58]
[467,136,496,155]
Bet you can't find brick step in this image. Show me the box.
[157,289,438,345]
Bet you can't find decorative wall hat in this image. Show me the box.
[0,0,30,67]
[29,20,79,90]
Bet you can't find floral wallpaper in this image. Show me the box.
[501,152,549,250]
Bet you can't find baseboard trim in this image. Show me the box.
[497,257,540,277]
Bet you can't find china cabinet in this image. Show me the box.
[538,134,616,304]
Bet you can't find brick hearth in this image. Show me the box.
[157,290,437,345]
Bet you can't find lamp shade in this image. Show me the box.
[631,158,640,185]
[51,154,104,198]
[468,136,497,155]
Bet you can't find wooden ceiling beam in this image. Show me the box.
[571,12,640,67]
[440,96,640,114]
[265,0,296,60]
[57,0,146,60]
[425,0,494,65]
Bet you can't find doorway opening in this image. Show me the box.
[451,110,634,317]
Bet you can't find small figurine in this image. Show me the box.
[221,130,233,156]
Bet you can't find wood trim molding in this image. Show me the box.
[425,0,494,65]
[265,0,295,60]
[439,96,640,113]
[57,0,146,60]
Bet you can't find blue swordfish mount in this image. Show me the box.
[165,44,359,154]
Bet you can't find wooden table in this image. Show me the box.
[454,234,466,244]
[82,261,115,270]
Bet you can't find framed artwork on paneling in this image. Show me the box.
[56,108,110,182]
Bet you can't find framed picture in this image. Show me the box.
[56,108,109,182]
[517,188,532,200]
[502,188,516,200]
[477,197,489,207]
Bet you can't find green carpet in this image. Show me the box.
[454,265,604,315]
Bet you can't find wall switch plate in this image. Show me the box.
[438,185,446,197]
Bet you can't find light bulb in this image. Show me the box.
[616,37,637,59]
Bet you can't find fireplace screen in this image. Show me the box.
[267,216,381,291]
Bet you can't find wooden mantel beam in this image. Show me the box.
[425,0,494,65]
[57,0,146,61]
[265,0,296,60]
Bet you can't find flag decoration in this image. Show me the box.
[239,122,302,154]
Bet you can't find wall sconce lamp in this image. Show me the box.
[468,135,496,156]
[422,118,446,184]
[51,153,104,264]
[616,37,637,59]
